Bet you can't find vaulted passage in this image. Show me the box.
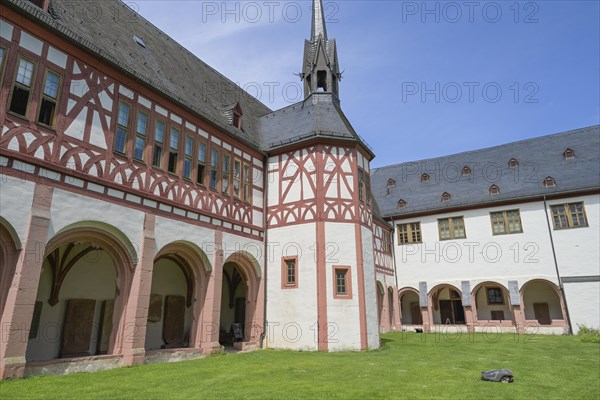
[522,280,565,325]
[219,263,247,346]
[431,286,465,325]
[26,243,120,362]
[400,290,422,325]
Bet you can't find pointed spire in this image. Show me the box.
[311,0,328,40]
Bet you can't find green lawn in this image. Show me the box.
[2,332,599,399]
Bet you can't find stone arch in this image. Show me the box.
[428,284,465,325]
[399,287,422,325]
[221,251,263,344]
[28,221,137,361]
[0,218,21,318]
[520,279,567,326]
[471,281,513,323]
[376,281,385,330]
[147,241,212,350]
[387,286,395,330]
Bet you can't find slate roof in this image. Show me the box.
[5,0,272,150]
[371,125,600,218]
[259,93,374,157]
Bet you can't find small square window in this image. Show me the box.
[333,266,352,299]
[486,287,504,305]
[281,257,298,289]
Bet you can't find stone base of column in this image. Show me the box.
[0,356,26,380]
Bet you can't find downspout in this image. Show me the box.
[260,158,269,348]
[543,195,573,334]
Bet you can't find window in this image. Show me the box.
[133,111,147,160]
[114,101,130,154]
[365,173,372,206]
[421,173,430,182]
[196,142,206,185]
[490,210,522,235]
[152,120,165,168]
[563,148,575,159]
[508,158,519,168]
[438,217,466,240]
[37,70,61,127]
[233,159,241,198]
[490,310,505,321]
[397,222,422,244]
[358,169,365,203]
[462,166,471,175]
[222,154,231,195]
[168,127,179,173]
[243,163,251,202]
[232,109,242,129]
[486,287,504,305]
[489,184,500,195]
[9,57,36,117]
[281,256,298,289]
[0,46,6,82]
[382,230,392,254]
[441,192,451,202]
[333,266,352,299]
[209,148,218,190]
[551,202,588,230]
[387,178,396,188]
[183,136,193,179]
[397,199,407,209]
[544,176,556,188]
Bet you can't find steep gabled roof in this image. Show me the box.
[258,93,374,157]
[371,125,600,218]
[5,0,272,150]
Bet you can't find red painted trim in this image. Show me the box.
[354,224,368,349]
[280,256,299,289]
[332,265,353,300]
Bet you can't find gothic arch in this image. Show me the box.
[0,218,21,319]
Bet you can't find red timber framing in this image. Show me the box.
[0,7,265,239]
[268,142,372,350]
[373,220,394,276]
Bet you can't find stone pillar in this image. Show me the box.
[421,308,431,332]
[120,213,156,366]
[199,230,223,354]
[464,306,475,333]
[392,287,402,331]
[513,305,526,334]
[0,185,53,380]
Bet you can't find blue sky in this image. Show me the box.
[133,1,600,167]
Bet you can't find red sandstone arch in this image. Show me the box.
[428,284,465,325]
[153,241,212,349]
[470,281,514,325]
[41,221,138,357]
[0,218,22,319]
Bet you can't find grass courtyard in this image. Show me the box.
[1,332,599,399]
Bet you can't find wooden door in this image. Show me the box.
[452,300,465,324]
[439,300,453,324]
[61,299,96,358]
[234,297,246,338]
[534,303,552,325]
[410,302,422,324]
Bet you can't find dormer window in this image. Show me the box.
[462,166,471,175]
[28,0,48,10]
[387,178,396,188]
[397,199,407,209]
[421,173,430,182]
[232,104,243,129]
[563,148,575,159]
[508,158,519,168]
[489,184,500,195]
[441,192,451,202]
[544,176,556,188]
[133,35,146,48]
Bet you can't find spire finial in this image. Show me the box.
[311,0,328,40]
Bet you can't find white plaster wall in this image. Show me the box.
[145,259,192,350]
[222,231,264,274]
[27,250,116,361]
[0,175,35,245]
[551,194,600,277]
[326,222,361,351]
[265,224,318,351]
[563,282,600,333]
[48,189,144,251]
[154,216,215,263]
[394,201,558,290]
[522,281,564,320]
[362,225,380,350]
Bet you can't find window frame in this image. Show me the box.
[222,153,231,195]
[36,68,62,128]
[183,134,194,180]
[490,209,523,235]
[233,158,242,198]
[550,202,588,230]
[196,141,207,186]
[397,222,422,245]
[152,118,166,169]
[486,287,504,305]
[438,216,467,240]
[281,256,298,289]
[8,55,37,119]
[113,100,131,155]
[209,147,219,191]
[332,266,352,299]
[133,109,149,161]
[0,46,8,87]
[358,168,365,203]
[243,163,252,203]
[167,125,180,174]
